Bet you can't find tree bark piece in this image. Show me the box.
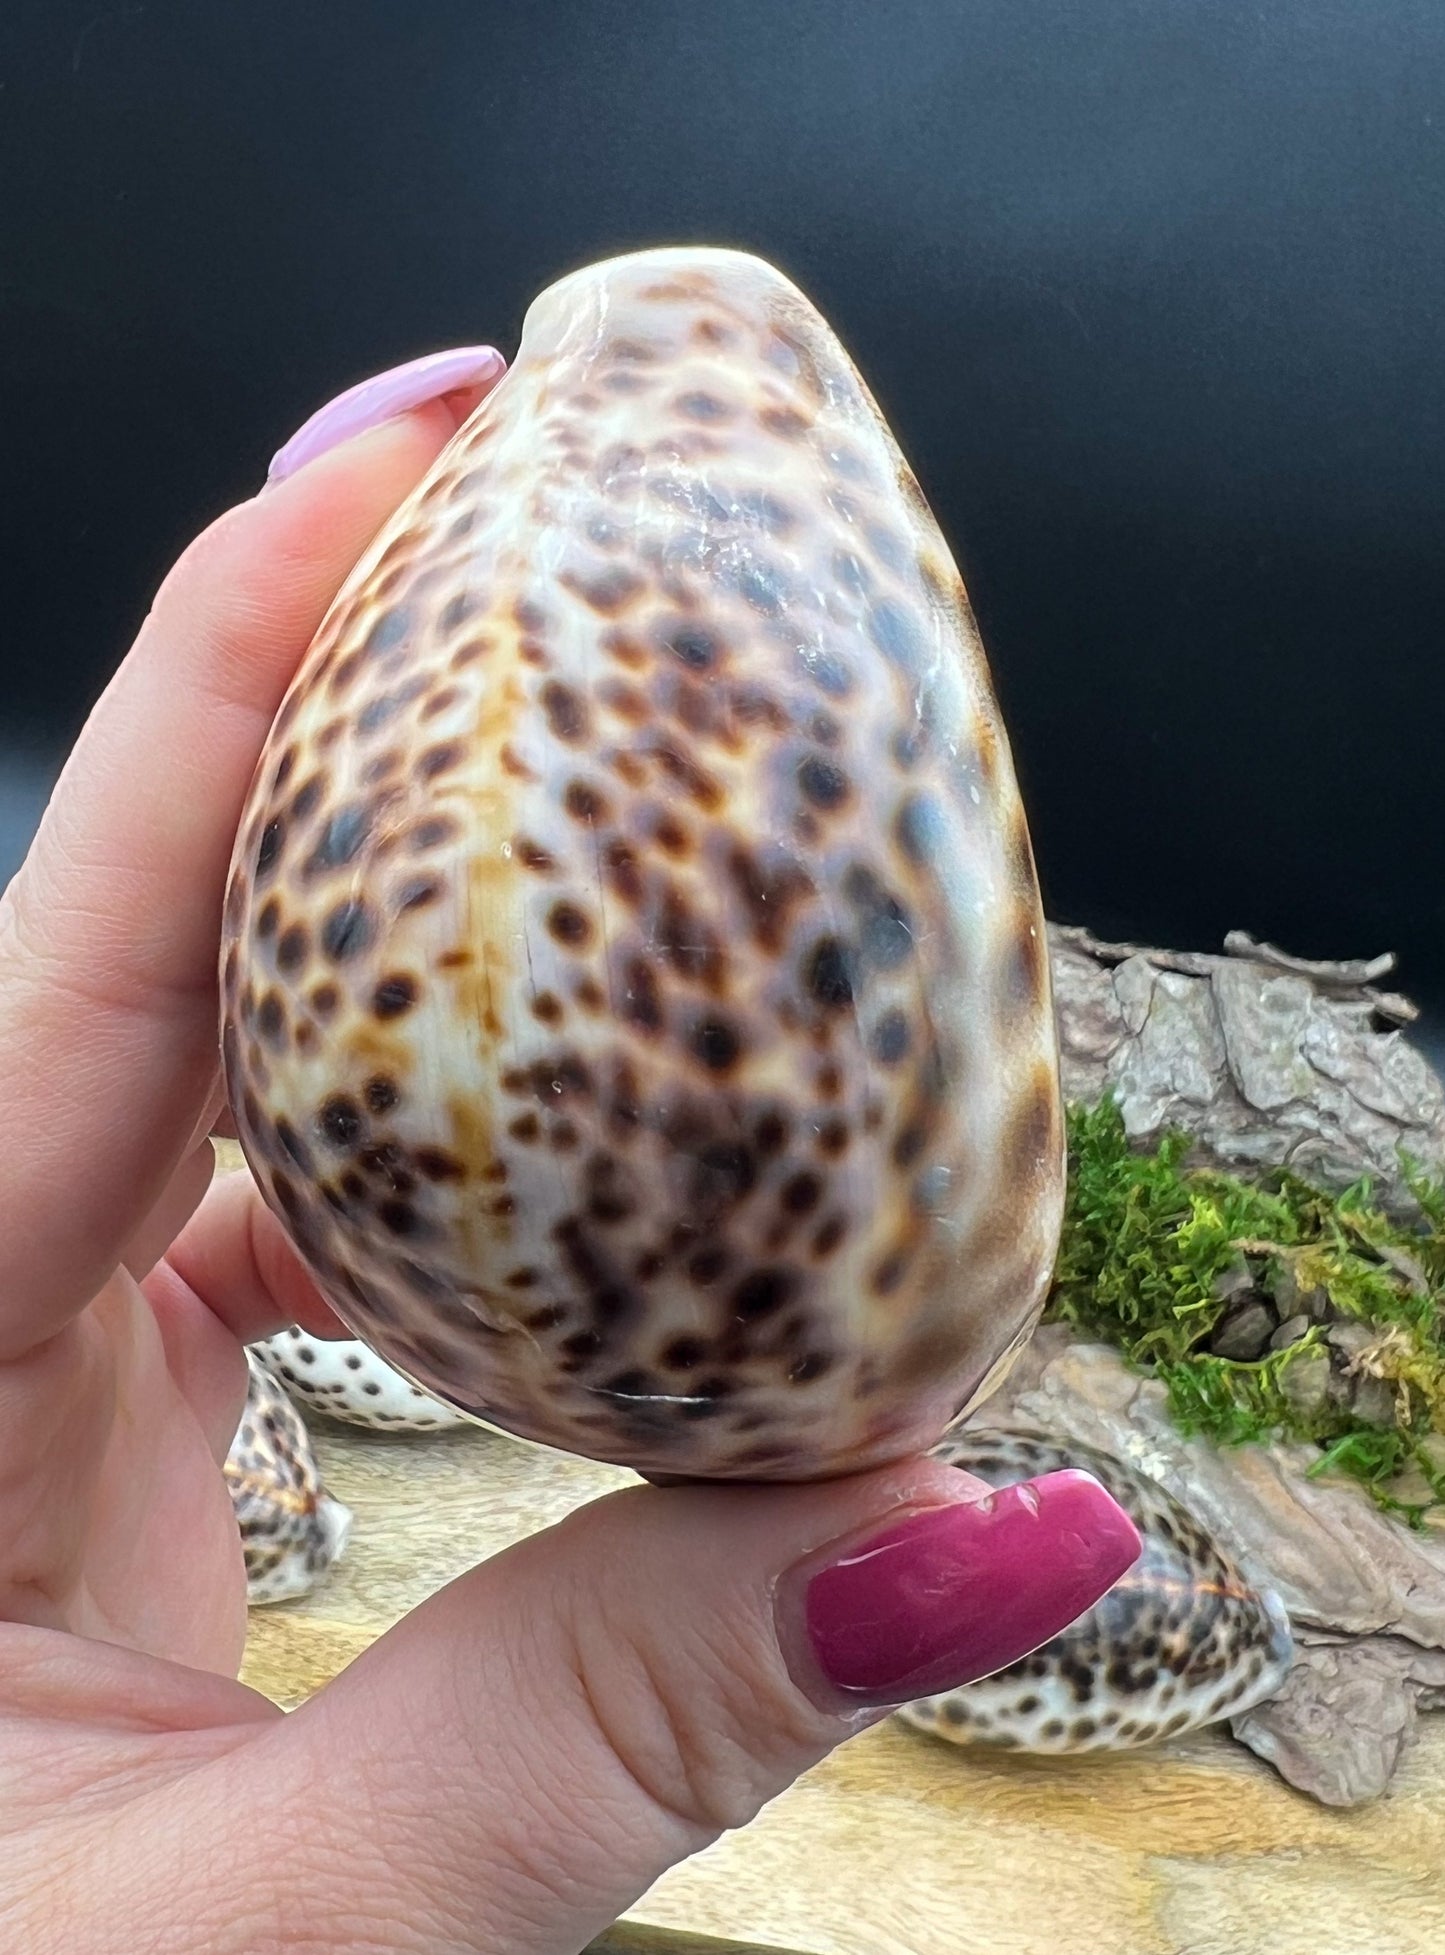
[1229,1638,1445,1809]
[1048,924,1445,1215]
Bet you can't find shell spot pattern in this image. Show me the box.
[220,246,1066,1481]
[224,1355,353,1604]
[897,1431,1296,1753]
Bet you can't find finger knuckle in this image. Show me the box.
[560,1564,826,1839]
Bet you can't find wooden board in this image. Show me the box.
[240,1416,1445,1955]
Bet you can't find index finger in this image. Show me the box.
[0,398,480,1359]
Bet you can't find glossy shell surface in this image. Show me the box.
[220,246,1064,1480]
[254,1326,471,1431]
[225,1355,353,1605]
[900,1431,1296,1752]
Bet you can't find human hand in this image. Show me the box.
[0,351,1139,1953]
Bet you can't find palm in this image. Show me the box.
[0,386,491,1691]
[2,1268,249,1673]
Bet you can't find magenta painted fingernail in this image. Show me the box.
[799,1471,1141,1705]
[267,346,507,485]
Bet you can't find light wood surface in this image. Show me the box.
[240,1416,1445,1955]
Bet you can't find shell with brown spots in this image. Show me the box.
[220,246,1065,1480]
[225,1355,353,1604]
[900,1431,1295,1750]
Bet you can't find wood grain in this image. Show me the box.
[240,1415,1445,1955]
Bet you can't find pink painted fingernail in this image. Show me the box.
[267,346,507,485]
[797,1471,1141,1705]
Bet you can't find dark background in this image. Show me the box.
[3,2,1444,1013]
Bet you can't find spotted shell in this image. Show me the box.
[253,1326,471,1431]
[219,245,1064,1481]
[225,1354,353,1604]
[899,1431,1296,1753]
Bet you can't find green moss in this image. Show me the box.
[1046,1097,1445,1524]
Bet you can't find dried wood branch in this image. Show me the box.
[1048,924,1445,1216]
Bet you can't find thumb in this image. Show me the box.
[225,1457,1138,1953]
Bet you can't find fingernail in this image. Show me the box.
[267,345,506,485]
[797,1471,1141,1706]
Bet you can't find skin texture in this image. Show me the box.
[221,247,1065,1480]
[0,352,1137,1955]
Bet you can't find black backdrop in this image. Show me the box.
[3,2,1444,1012]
